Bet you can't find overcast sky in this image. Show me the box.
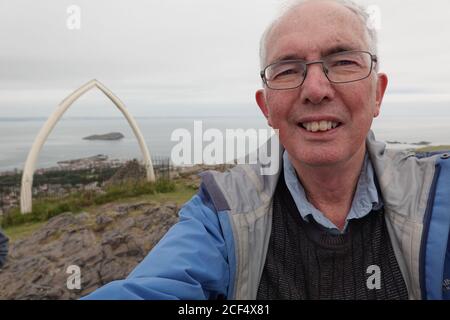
[1,0,450,117]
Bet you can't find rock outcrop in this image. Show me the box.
[0,163,235,299]
[105,159,147,185]
[0,201,179,299]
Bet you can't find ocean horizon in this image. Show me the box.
[1,99,450,172]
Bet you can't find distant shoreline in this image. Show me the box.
[1,143,450,176]
[386,140,431,146]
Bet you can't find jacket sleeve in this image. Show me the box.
[82,187,231,300]
[0,228,9,268]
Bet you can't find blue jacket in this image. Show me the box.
[83,132,450,300]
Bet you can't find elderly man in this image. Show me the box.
[84,0,450,300]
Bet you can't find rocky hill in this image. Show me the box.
[0,163,234,300]
[105,159,147,185]
[0,200,179,299]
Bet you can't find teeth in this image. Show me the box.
[301,121,339,132]
[306,123,312,131]
[319,121,328,131]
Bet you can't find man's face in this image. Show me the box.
[256,1,388,168]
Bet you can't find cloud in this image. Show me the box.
[1,0,449,117]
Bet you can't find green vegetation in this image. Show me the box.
[0,179,177,229]
[128,183,197,206]
[0,167,120,190]
[2,181,197,242]
[415,145,450,153]
[4,221,47,242]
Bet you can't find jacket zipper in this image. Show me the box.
[419,162,441,300]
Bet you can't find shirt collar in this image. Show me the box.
[282,150,383,233]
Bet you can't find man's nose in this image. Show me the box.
[300,63,335,105]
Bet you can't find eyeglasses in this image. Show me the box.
[260,50,377,90]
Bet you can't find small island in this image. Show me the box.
[83,132,124,141]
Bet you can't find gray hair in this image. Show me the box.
[259,0,379,70]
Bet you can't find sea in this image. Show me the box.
[1,99,450,172]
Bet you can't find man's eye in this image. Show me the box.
[333,60,358,67]
[279,69,298,75]
[274,68,299,78]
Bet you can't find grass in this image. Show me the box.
[125,184,197,205]
[2,180,197,242]
[4,221,47,242]
[415,145,450,152]
[0,179,179,230]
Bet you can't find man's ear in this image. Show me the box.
[256,89,271,125]
[374,73,388,118]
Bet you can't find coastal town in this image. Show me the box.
[0,154,132,215]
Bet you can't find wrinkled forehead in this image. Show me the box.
[265,1,369,64]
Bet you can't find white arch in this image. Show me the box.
[20,79,155,214]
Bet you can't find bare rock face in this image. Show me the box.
[0,202,179,300]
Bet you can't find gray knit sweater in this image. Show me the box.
[257,172,409,300]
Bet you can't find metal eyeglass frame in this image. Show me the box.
[260,50,378,90]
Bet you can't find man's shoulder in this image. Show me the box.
[414,149,450,160]
[198,163,281,214]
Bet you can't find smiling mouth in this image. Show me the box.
[298,120,343,133]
